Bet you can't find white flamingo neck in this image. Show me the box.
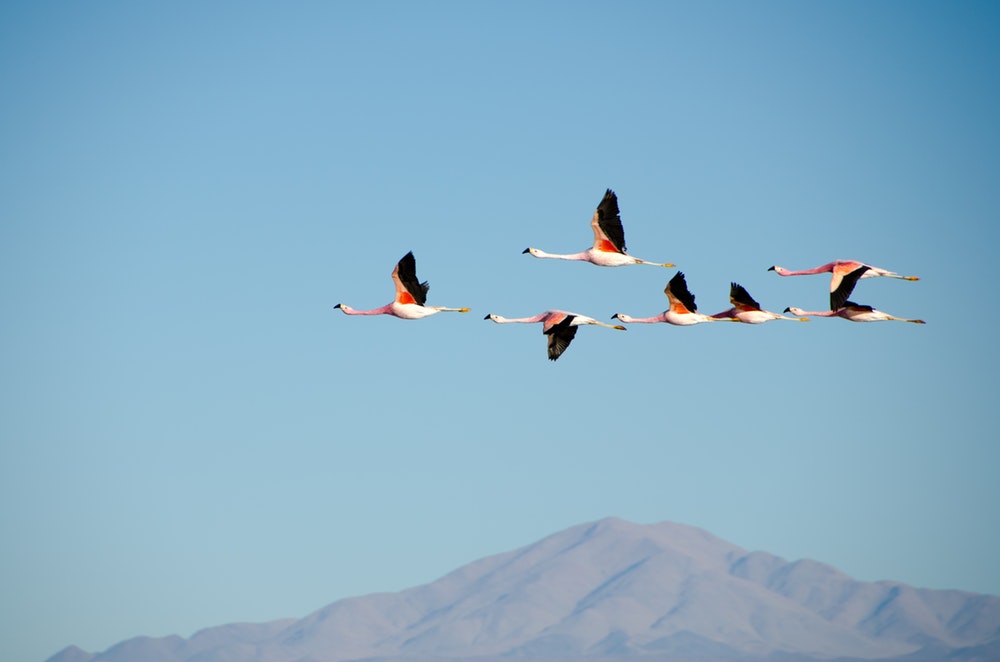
[528,248,590,261]
[488,314,546,324]
[787,307,836,317]
[615,313,666,323]
[337,304,393,315]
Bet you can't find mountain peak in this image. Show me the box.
[47,518,1000,662]
[45,647,94,662]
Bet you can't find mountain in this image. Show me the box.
[46,518,1000,662]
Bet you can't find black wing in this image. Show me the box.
[729,282,761,311]
[830,265,870,310]
[396,251,430,306]
[667,271,698,313]
[595,189,627,253]
[544,315,578,361]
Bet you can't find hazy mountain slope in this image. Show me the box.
[46,517,1000,662]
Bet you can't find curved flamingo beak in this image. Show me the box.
[334,303,342,309]
[767,266,777,271]
[483,314,491,320]
[783,307,791,313]
[522,248,531,254]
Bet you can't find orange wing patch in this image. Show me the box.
[670,301,691,315]
[397,291,417,305]
[596,239,621,254]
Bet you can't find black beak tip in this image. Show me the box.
[522,248,530,254]
[767,266,776,271]
[483,314,491,320]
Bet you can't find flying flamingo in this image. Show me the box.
[483,310,626,361]
[785,303,926,324]
[523,189,674,267]
[784,265,925,323]
[612,271,737,326]
[334,251,470,319]
[711,282,809,323]
[768,259,918,309]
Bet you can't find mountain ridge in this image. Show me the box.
[46,517,1000,662]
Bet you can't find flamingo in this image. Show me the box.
[612,271,737,326]
[483,310,626,361]
[523,189,674,267]
[334,251,470,319]
[711,282,809,323]
[784,265,925,323]
[785,303,926,324]
[768,259,918,309]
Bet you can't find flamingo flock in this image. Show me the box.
[335,189,924,360]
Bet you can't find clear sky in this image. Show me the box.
[2,2,999,661]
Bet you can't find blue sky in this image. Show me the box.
[2,2,999,661]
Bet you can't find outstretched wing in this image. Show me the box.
[729,282,761,312]
[590,189,626,254]
[830,265,870,310]
[392,251,430,306]
[665,271,697,313]
[828,260,866,294]
[544,314,578,361]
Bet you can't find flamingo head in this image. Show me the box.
[523,247,540,256]
[334,303,350,313]
[484,313,500,322]
[611,313,630,323]
[783,306,806,315]
[769,265,791,276]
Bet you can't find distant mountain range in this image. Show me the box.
[47,517,1000,662]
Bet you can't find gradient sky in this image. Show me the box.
[2,2,999,661]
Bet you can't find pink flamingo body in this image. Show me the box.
[484,310,626,360]
[334,252,470,320]
[711,282,809,323]
[524,189,674,267]
[783,265,925,323]
[613,271,736,326]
